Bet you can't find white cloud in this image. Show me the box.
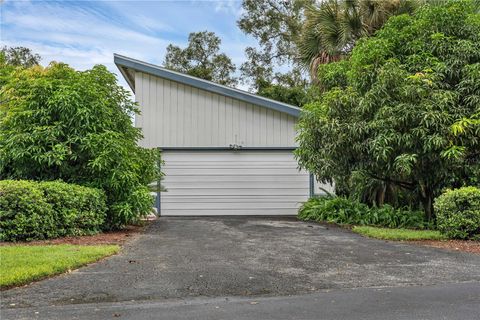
[214,0,244,17]
[0,0,260,91]
[1,0,172,87]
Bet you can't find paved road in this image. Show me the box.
[2,217,480,319]
[3,282,480,320]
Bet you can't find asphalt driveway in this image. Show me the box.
[2,217,480,319]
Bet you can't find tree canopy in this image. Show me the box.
[238,0,313,90]
[0,63,159,228]
[0,47,42,87]
[295,0,480,219]
[1,46,41,68]
[163,31,237,86]
[297,0,419,78]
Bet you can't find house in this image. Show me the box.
[114,54,330,216]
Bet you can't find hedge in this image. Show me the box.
[434,187,480,240]
[0,180,106,241]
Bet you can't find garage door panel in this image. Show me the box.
[165,168,304,175]
[163,209,300,216]
[162,202,302,210]
[161,151,309,216]
[164,175,309,182]
[162,152,298,162]
[165,161,299,167]
[163,188,309,196]
[162,195,308,203]
[165,181,310,189]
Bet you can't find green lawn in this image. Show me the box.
[0,244,119,288]
[352,226,447,241]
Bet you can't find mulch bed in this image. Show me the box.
[409,239,480,254]
[0,220,153,246]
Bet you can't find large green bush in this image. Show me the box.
[298,196,429,229]
[0,180,106,241]
[0,62,160,228]
[295,0,480,219]
[434,187,480,240]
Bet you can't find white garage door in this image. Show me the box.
[160,151,310,216]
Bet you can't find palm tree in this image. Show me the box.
[297,0,419,79]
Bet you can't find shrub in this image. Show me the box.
[434,187,480,240]
[0,180,55,241]
[0,180,106,241]
[298,196,429,229]
[0,63,160,229]
[38,181,106,237]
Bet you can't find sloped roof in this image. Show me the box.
[114,54,301,117]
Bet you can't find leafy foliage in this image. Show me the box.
[435,187,480,240]
[238,0,313,90]
[0,47,40,88]
[0,180,106,241]
[298,0,419,77]
[0,63,160,228]
[258,84,309,107]
[252,68,318,106]
[298,197,429,229]
[163,31,237,86]
[296,1,480,219]
[1,46,41,68]
[347,170,420,209]
[39,181,106,237]
[256,77,321,107]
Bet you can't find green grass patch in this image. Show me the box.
[352,226,447,241]
[0,244,119,288]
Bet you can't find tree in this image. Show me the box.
[0,47,41,88]
[238,0,314,90]
[0,53,14,88]
[256,69,321,107]
[258,84,309,107]
[239,47,275,91]
[252,67,316,107]
[0,62,160,228]
[163,31,237,86]
[297,0,419,78]
[295,0,480,219]
[1,46,41,68]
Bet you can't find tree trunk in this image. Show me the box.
[419,183,434,221]
[422,194,434,221]
[376,185,386,207]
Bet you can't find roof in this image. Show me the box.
[114,54,301,117]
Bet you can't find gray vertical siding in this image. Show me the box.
[135,72,298,148]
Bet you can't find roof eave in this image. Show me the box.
[116,64,136,92]
[114,54,301,118]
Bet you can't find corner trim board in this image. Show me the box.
[156,151,162,216]
[309,174,314,198]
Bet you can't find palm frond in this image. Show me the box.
[297,0,420,80]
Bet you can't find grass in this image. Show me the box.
[352,226,447,241]
[0,244,119,288]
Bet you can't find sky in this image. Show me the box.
[0,0,257,90]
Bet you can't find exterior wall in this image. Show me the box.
[135,72,298,148]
